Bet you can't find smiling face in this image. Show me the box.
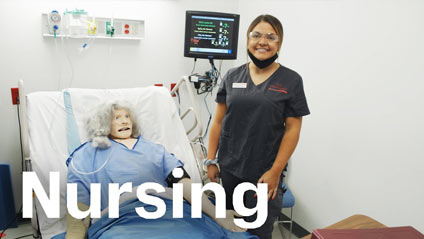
[248,21,280,61]
[110,108,133,139]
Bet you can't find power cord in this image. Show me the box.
[202,91,212,140]
[191,58,197,75]
[16,103,24,172]
[12,234,33,239]
[218,60,223,81]
[1,100,38,239]
[1,102,25,237]
[186,58,222,138]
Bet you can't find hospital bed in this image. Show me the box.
[18,79,247,239]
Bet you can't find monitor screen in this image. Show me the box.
[184,11,240,60]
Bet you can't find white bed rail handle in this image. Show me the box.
[170,76,203,140]
[181,107,198,136]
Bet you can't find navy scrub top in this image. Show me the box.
[216,63,310,182]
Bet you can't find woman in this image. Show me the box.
[206,15,310,238]
[65,100,247,239]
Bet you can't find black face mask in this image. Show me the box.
[248,50,278,69]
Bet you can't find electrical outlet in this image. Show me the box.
[11,88,19,105]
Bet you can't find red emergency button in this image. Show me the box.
[125,24,129,28]
[125,30,129,34]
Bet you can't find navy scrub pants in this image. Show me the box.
[220,170,284,239]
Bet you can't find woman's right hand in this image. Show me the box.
[207,164,220,182]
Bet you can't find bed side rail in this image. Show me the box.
[170,76,203,142]
[170,76,210,183]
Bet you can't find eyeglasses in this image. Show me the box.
[248,31,279,42]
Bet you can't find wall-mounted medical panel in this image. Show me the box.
[42,13,145,40]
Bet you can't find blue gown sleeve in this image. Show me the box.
[161,146,184,182]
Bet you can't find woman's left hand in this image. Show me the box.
[257,169,281,200]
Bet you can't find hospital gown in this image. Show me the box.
[66,135,183,211]
[62,136,257,239]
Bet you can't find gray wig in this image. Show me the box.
[85,100,141,148]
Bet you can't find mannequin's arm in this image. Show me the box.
[66,202,90,239]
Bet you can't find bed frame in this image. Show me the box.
[18,76,208,238]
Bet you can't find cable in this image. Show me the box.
[218,60,223,82]
[15,93,42,238]
[191,58,197,75]
[70,148,114,175]
[54,37,61,90]
[202,91,212,139]
[2,105,30,238]
[191,58,223,95]
[65,44,75,88]
[16,104,24,172]
[208,59,220,87]
[61,33,75,88]
[12,234,33,239]
[198,82,212,95]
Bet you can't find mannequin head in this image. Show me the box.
[86,100,141,148]
[110,108,133,139]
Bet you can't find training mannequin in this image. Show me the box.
[65,101,245,239]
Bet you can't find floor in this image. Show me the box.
[1,221,299,239]
[273,221,300,239]
[1,222,33,239]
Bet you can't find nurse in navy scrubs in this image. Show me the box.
[205,14,310,239]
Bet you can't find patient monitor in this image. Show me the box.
[183,11,240,95]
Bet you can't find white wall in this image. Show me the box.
[1,0,423,235]
[0,0,238,216]
[236,0,424,233]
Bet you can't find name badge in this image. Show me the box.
[232,83,247,88]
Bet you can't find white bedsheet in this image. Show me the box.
[26,86,200,238]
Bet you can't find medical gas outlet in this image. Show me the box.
[48,10,61,38]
